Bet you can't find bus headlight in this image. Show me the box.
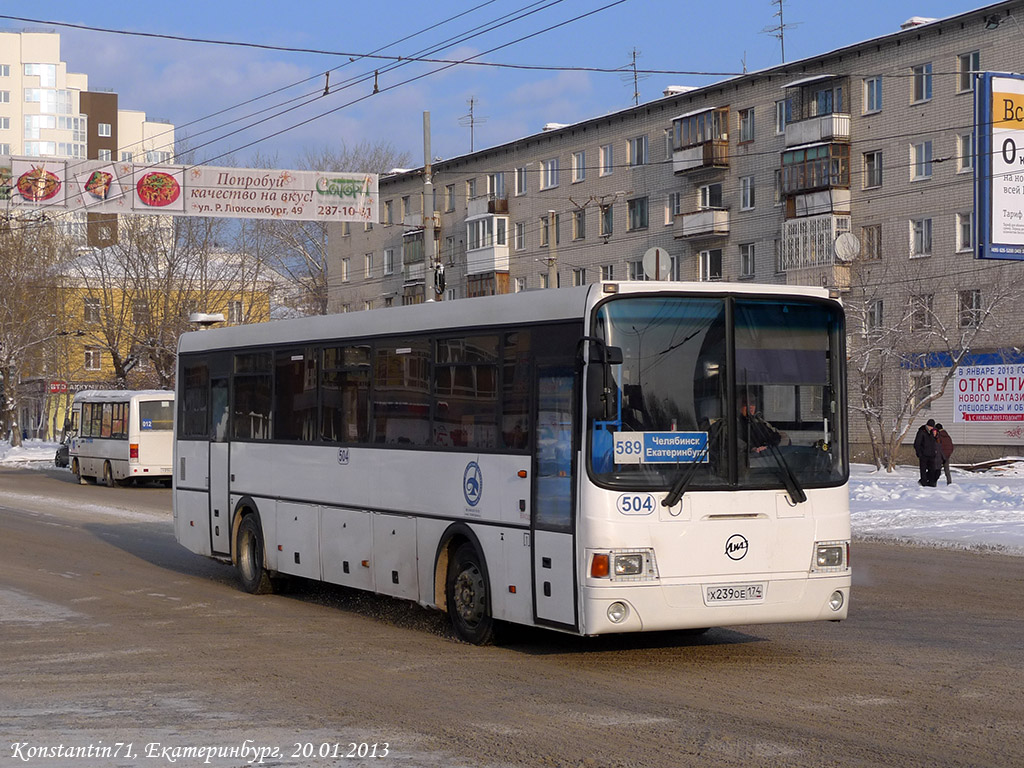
[829,591,845,611]
[607,601,629,623]
[811,541,850,573]
[613,553,644,576]
[589,548,658,582]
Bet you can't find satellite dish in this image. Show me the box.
[642,247,671,280]
[834,232,860,263]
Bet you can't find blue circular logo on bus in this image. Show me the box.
[463,461,483,507]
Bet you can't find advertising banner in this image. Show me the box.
[976,72,1024,260]
[0,157,378,224]
[954,362,1024,422]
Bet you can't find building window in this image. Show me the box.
[132,299,150,325]
[97,123,111,137]
[98,149,111,161]
[0,65,8,77]
[82,296,101,324]
[572,150,586,182]
[0,117,8,130]
[866,300,883,334]
[466,178,477,201]
[120,151,133,162]
[364,252,374,277]
[812,84,843,115]
[600,204,613,237]
[599,144,613,176]
[0,91,9,104]
[699,250,722,282]
[383,248,394,275]
[84,347,103,371]
[738,108,755,143]
[627,135,648,166]
[514,167,527,196]
[572,208,586,240]
[627,259,645,281]
[228,300,244,324]
[956,212,974,253]
[740,176,755,210]
[912,63,933,103]
[514,276,526,293]
[698,183,723,209]
[540,158,559,190]
[627,197,648,231]
[911,293,934,332]
[401,195,411,219]
[739,243,755,278]
[488,172,505,199]
[444,236,455,263]
[958,51,980,93]
[539,273,549,289]
[863,151,883,188]
[341,258,350,282]
[775,98,792,134]
[862,224,882,260]
[958,289,982,327]
[864,76,883,113]
[910,218,933,258]
[444,184,455,211]
[383,199,394,225]
[667,192,682,224]
[601,264,614,281]
[957,133,974,173]
[572,268,586,286]
[540,214,559,246]
[911,140,933,180]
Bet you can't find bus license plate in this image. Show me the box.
[704,583,765,604]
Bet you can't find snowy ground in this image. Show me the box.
[4,440,1023,556]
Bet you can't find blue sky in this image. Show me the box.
[0,0,992,169]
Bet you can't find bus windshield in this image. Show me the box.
[590,294,846,491]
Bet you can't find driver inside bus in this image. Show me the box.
[738,396,782,454]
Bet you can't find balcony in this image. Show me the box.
[786,188,851,219]
[466,244,509,276]
[784,113,850,148]
[785,263,851,291]
[672,140,729,174]
[674,208,730,239]
[467,195,509,218]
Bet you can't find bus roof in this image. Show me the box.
[178,281,835,354]
[72,389,174,403]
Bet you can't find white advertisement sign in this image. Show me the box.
[954,363,1024,422]
[0,157,377,224]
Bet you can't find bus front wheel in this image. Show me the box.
[236,514,273,595]
[71,458,89,485]
[445,542,496,645]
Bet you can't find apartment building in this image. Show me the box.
[329,0,1024,461]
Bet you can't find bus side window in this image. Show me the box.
[211,379,229,442]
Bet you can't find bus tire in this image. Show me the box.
[102,461,118,488]
[71,458,89,485]
[236,514,274,595]
[445,541,496,645]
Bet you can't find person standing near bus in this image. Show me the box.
[935,423,954,485]
[914,419,937,486]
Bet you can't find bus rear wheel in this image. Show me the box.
[236,514,273,594]
[445,542,496,645]
[102,461,119,488]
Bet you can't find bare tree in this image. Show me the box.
[847,256,1024,470]
[249,142,411,316]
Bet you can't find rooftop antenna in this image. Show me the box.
[458,97,487,153]
[619,48,648,106]
[762,0,800,63]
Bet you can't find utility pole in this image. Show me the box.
[547,210,558,288]
[423,111,437,303]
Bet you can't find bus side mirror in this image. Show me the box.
[586,345,622,421]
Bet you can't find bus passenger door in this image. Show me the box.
[532,364,578,630]
[209,377,231,555]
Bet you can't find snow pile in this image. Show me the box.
[2,441,1022,555]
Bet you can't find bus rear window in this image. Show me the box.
[139,401,174,431]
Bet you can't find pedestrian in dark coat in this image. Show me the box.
[913,419,937,485]
[935,423,954,485]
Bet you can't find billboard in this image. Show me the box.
[0,157,377,224]
[954,362,1024,422]
[975,72,1024,260]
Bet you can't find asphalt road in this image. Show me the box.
[1,464,1023,768]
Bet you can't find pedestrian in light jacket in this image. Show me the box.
[935,423,955,485]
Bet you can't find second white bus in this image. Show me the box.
[173,282,850,643]
[69,390,175,486]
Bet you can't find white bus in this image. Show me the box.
[173,282,850,643]
[69,390,175,487]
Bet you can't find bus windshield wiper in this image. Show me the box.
[763,441,807,505]
[662,420,721,508]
